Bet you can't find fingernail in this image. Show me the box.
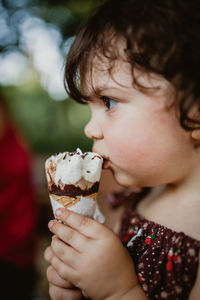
[48,220,54,228]
[55,208,62,217]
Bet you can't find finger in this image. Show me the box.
[44,246,54,264]
[50,250,78,285]
[49,284,82,300]
[54,208,106,238]
[48,220,88,252]
[44,245,77,284]
[47,265,74,289]
[51,236,78,268]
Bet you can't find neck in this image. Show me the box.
[165,152,200,199]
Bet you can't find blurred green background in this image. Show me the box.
[0,0,99,155]
[0,1,103,298]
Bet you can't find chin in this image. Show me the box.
[112,171,138,188]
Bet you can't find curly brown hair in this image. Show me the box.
[64,0,200,130]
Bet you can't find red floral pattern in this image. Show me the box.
[118,207,200,300]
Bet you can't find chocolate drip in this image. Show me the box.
[50,181,99,197]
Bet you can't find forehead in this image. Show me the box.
[81,53,171,98]
[80,36,129,94]
[81,55,132,95]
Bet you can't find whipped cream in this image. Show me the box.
[45,148,103,187]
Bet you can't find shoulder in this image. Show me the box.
[136,185,200,241]
[120,209,200,299]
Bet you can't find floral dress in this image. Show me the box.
[105,188,200,300]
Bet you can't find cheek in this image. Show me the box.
[104,110,191,176]
[104,119,153,169]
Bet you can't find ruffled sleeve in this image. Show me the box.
[119,210,200,300]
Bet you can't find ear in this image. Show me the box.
[191,129,200,141]
[191,129,200,148]
[189,100,200,142]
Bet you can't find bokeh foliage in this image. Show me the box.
[2,84,92,155]
[0,0,99,155]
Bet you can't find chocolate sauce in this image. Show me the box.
[82,153,89,159]
[50,181,99,197]
[92,155,101,160]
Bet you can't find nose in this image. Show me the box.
[84,117,103,140]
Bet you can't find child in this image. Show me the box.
[44,0,200,299]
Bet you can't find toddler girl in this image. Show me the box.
[44,0,200,299]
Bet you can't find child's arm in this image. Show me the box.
[44,208,147,300]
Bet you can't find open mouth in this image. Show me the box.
[103,157,111,169]
[93,149,111,169]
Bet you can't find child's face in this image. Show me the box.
[82,57,196,188]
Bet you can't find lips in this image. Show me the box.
[103,157,111,169]
[92,148,111,169]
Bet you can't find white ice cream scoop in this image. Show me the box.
[45,148,105,223]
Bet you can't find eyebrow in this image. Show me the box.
[90,84,126,99]
[86,85,128,103]
[94,85,116,94]
[84,85,113,100]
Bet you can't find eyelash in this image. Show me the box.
[100,96,117,111]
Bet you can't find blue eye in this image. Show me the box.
[101,96,117,110]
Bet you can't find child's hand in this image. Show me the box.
[44,208,138,300]
[46,264,83,299]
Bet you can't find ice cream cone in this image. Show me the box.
[45,149,105,223]
[50,192,98,208]
[49,192,103,221]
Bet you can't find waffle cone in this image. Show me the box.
[49,192,98,208]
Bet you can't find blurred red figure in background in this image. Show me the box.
[0,92,38,299]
